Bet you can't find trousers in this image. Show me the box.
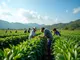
[47,39,51,48]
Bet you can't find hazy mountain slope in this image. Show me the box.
[0,19,80,30]
[45,19,80,30]
[0,20,45,29]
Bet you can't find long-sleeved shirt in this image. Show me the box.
[44,29,53,40]
[29,30,35,39]
[54,31,61,36]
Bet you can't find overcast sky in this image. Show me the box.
[0,0,80,25]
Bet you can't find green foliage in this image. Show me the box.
[0,35,29,49]
[0,36,46,60]
[51,30,80,60]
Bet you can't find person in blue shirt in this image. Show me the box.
[53,28,61,36]
[41,27,53,56]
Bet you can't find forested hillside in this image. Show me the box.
[45,19,80,30]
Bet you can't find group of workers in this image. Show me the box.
[29,27,60,49]
[29,27,61,39]
[28,27,61,56]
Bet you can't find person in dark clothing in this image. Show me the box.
[28,28,31,33]
[24,29,27,33]
[53,28,61,36]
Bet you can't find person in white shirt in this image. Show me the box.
[29,27,36,39]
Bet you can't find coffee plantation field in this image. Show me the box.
[0,29,80,60]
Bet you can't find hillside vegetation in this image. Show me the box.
[45,19,80,30]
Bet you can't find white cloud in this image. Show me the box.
[2,2,6,6]
[73,7,80,14]
[0,2,58,25]
[1,2,8,8]
[16,8,51,24]
[0,3,29,23]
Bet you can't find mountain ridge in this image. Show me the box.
[0,20,45,29]
[0,19,80,30]
[45,19,80,30]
